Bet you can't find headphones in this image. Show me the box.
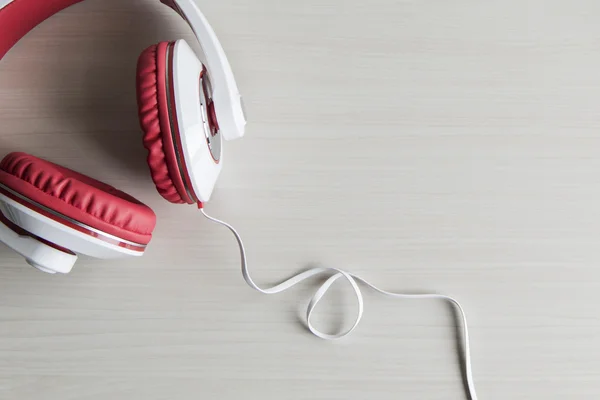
[0,2,481,398]
[0,0,246,274]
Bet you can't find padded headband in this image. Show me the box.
[0,1,185,60]
[0,0,79,59]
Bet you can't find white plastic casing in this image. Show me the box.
[0,222,76,274]
[173,39,221,203]
[173,0,247,141]
[0,195,143,274]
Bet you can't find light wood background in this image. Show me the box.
[1,0,600,399]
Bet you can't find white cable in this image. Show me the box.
[200,208,478,400]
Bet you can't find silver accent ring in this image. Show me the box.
[165,43,197,203]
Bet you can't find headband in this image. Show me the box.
[0,0,246,140]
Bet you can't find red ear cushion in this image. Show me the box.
[0,152,157,245]
[136,42,192,204]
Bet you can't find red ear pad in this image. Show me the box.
[0,152,157,245]
[136,42,194,205]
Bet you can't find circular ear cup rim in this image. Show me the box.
[136,42,195,205]
[0,209,75,255]
[0,152,156,245]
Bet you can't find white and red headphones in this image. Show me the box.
[0,0,245,274]
[0,2,481,399]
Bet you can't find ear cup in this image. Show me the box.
[136,42,194,205]
[0,152,157,245]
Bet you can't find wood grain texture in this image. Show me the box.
[1,0,600,399]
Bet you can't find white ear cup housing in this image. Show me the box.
[171,39,222,203]
[167,0,247,141]
[0,194,145,274]
[0,217,77,274]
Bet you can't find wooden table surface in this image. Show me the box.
[1,1,600,399]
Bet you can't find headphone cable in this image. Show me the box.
[199,203,479,400]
